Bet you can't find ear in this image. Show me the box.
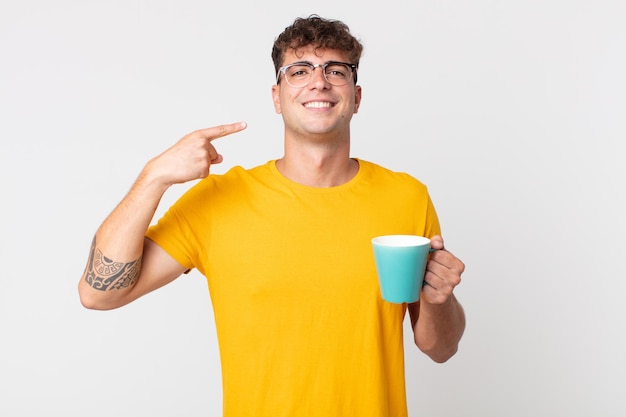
[353,85,362,114]
[271,84,282,114]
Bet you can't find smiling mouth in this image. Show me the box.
[304,101,333,109]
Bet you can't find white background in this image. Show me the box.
[1,1,625,416]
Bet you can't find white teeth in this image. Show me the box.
[304,101,332,108]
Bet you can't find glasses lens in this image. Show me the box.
[324,63,352,86]
[285,65,313,88]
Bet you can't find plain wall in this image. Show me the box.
[1,0,624,415]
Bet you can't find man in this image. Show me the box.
[79,15,465,417]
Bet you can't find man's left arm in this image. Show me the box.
[408,235,466,363]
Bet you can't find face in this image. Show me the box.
[272,46,362,140]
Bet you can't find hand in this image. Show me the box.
[422,235,465,305]
[146,122,247,186]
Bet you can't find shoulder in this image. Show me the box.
[196,161,273,187]
[357,159,428,191]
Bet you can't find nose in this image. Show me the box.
[309,66,330,88]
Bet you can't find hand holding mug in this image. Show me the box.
[421,235,464,305]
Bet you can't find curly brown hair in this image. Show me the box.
[271,15,363,79]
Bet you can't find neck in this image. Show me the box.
[276,139,358,188]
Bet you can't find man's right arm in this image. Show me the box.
[77,122,247,310]
[77,168,185,310]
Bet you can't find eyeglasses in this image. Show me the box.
[276,61,358,88]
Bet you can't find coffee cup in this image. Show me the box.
[371,235,432,303]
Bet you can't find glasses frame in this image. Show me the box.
[276,61,358,88]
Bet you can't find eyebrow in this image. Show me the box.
[284,60,346,66]
[285,61,315,66]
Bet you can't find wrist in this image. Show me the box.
[138,158,174,194]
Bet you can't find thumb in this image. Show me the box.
[430,235,445,250]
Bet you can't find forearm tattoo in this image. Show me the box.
[84,237,142,291]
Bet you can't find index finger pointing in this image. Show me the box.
[198,122,248,141]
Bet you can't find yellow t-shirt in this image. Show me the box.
[147,159,441,417]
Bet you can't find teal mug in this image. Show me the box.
[371,235,432,303]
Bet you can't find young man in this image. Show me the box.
[79,15,465,417]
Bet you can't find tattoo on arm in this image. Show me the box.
[84,237,142,291]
